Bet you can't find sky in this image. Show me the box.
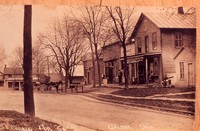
[0,5,66,57]
[0,5,186,67]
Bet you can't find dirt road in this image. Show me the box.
[0,90,194,131]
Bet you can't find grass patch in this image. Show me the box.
[99,94,195,115]
[0,110,72,131]
[161,93,195,99]
[111,87,195,97]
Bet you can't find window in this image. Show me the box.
[8,74,12,78]
[145,36,149,53]
[121,60,124,70]
[180,62,184,80]
[175,32,183,48]
[137,37,142,53]
[152,32,157,50]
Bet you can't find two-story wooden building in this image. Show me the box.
[102,42,121,84]
[83,51,104,85]
[120,40,137,84]
[4,67,38,90]
[0,71,4,87]
[131,9,196,87]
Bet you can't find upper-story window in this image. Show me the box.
[8,74,12,78]
[152,32,157,50]
[137,37,142,53]
[145,36,149,53]
[175,32,183,48]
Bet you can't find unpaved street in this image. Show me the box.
[0,90,194,131]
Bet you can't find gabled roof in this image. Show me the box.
[4,67,39,75]
[73,64,84,76]
[132,11,196,37]
[49,73,64,82]
[174,46,196,59]
[0,71,3,75]
[143,12,196,29]
[4,68,23,75]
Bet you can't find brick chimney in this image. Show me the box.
[178,7,184,14]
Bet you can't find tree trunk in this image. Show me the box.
[91,50,96,88]
[65,69,69,92]
[95,45,101,87]
[123,42,129,89]
[97,59,101,87]
[23,5,35,116]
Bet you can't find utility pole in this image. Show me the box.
[23,5,35,117]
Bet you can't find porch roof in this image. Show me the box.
[121,53,161,63]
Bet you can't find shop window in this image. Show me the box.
[8,74,12,78]
[152,32,157,50]
[121,60,124,70]
[153,58,159,76]
[175,32,183,48]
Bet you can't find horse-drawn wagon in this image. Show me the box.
[35,73,64,93]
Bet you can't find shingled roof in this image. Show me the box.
[132,11,196,37]
[143,12,196,29]
[4,67,38,75]
[4,68,23,75]
[49,73,64,82]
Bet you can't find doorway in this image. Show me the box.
[188,63,194,87]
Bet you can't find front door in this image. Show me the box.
[108,67,113,83]
[188,63,194,87]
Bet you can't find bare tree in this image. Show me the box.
[23,5,35,116]
[32,42,47,78]
[15,46,23,67]
[39,16,87,91]
[106,6,135,89]
[74,6,111,88]
[0,46,6,70]
[8,46,23,68]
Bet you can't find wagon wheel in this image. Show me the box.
[40,84,48,92]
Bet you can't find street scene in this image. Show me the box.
[0,5,196,131]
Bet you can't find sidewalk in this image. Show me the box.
[103,83,148,89]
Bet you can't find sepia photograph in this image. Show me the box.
[0,4,196,131]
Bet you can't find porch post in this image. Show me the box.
[146,57,149,86]
[159,56,163,82]
[19,82,21,90]
[129,63,131,84]
[136,62,139,84]
[134,63,137,83]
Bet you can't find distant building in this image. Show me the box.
[3,66,38,90]
[82,8,196,88]
[120,40,136,84]
[102,42,121,84]
[0,71,4,87]
[49,73,65,83]
[131,9,196,87]
[83,51,104,85]
[71,64,85,84]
